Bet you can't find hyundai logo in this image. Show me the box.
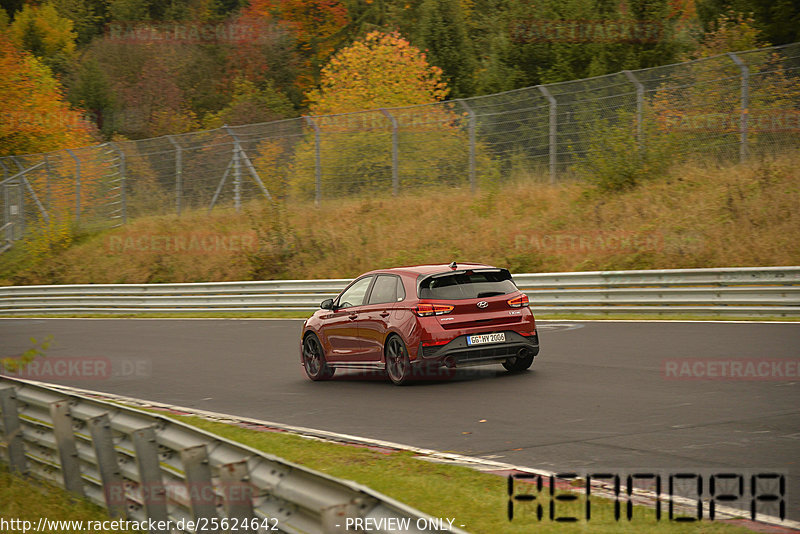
[477,301,489,308]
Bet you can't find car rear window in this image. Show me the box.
[418,269,517,300]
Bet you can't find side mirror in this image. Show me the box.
[320,298,334,310]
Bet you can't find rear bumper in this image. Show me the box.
[416,330,539,367]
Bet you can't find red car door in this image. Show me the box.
[321,275,373,361]
[358,274,405,362]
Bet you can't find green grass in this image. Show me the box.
[0,465,138,533]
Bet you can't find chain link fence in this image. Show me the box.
[1,43,799,248]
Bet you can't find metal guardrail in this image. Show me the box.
[0,267,799,316]
[0,376,466,534]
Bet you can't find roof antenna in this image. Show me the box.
[449,261,457,270]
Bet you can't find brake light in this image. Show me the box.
[507,294,529,307]
[415,303,454,316]
[422,339,451,347]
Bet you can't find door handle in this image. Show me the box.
[379,311,390,318]
[348,314,358,320]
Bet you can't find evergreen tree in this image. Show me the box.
[415,0,476,98]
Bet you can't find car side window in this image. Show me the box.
[368,275,399,305]
[337,276,373,309]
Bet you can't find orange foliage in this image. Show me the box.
[307,31,449,116]
[240,0,347,89]
[0,32,93,157]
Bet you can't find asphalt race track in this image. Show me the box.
[1,318,798,521]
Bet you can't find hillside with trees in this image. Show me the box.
[1,0,798,155]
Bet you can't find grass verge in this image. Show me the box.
[0,412,768,534]
[1,154,798,286]
[0,464,137,533]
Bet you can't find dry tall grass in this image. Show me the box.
[2,153,798,285]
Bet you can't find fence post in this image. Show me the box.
[44,154,52,211]
[458,99,477,192]
[0,160,8,243]
[108,143,127,225]
[304,116,322,206]
[167,135,183,216]
[380,109,399,196]
[10,157,25,236]
[623,70,645,151]
[538,86,558,184]
[223,125,242,211]
[65,149,80,225]
[727,52,749,163]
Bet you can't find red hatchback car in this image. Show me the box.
[300,262,540,385]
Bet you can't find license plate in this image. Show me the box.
[467,332,506,346]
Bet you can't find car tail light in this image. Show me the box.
[421,339,451,347]
[415,303,454,316]
[507,294,529,307]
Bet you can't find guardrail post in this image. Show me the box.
[380,109,400,196]
[304,116,322,206]
[88,413,127,518]
[167,135,183,216]
[220,460,254,521]
[132,426,170,531]
[65,149,81,225]
[0,387,27,473]
[458,99,477,192]
[538,85,558,184]
[181,445,219,532]
[50,400,85,496]
[727,52,749,163]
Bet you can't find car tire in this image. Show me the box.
[502,349,535,372]
[302,333,335,381]
[385,335,411,385]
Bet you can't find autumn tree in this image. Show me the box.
[695,0,800,45]
[685,11,765,59]
[9,2,77,77]
[307,31,449,115]
[290,31,497,199]
[241,0,348,90]
[203,77,294,128]
[0,31,92,156]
